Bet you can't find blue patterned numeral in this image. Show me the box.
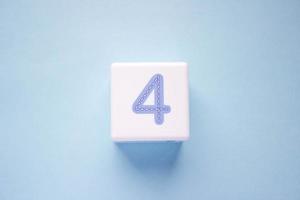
[132,74,171,125]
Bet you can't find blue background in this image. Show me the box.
[1,0,300,199]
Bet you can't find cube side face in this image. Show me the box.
[111,62,189,142]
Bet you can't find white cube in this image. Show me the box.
[111,62,189,142]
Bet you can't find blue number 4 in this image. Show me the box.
[132,74,171,125]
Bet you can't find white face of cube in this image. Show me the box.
[111,62,189,142]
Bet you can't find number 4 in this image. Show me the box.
[132,74,171,125]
